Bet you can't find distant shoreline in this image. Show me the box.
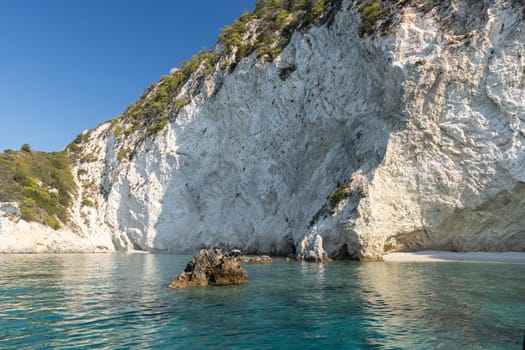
[383,251,525,263]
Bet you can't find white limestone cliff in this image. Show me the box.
[0,203,113,253]
[1,0,524,259]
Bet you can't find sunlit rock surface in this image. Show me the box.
[167,248,248,288]
[1,0,524,259]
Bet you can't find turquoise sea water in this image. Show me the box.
[0,253,523,349]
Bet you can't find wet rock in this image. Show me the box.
[167,248,248,288]
[238,255,272,264]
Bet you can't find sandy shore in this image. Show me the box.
[383,251,525,263]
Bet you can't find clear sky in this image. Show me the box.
[0,0,255,152]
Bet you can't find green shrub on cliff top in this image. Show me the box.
[359,1,383,35]
[118,48,222,140]
[117,0,340,139]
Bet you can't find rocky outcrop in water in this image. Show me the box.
[296,234,331,263]
[167,248,248,288]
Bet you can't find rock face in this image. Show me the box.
[167,249,248,288]
[1,0,524,259]
[297,234,331,263]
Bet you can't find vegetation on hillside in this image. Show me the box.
[356,0,440,36]
[220,0,342,67]
[359,1,385,35]
[112,0,343,144]
[113,48,221,142]
[308,180,370,227]
[0,146,75,229]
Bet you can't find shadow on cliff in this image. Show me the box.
[149,16,409,257]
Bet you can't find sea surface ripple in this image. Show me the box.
[0,253,523,349]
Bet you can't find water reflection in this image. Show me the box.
[0,255,67,347]
[0,253,181,349]
[0,254,523,349]
[57,253,176,349]
[355,263,433,348]
[355,262,525,349]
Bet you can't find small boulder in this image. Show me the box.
[167,248,248,288]
[238,255,273,264]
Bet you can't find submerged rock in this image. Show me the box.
[167,248,248,288]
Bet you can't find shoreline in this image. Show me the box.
[2,249,525,264]
[382,250,525,263]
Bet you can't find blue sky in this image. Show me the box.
[0,0,255,152]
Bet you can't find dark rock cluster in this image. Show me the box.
[167,248,248,288]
